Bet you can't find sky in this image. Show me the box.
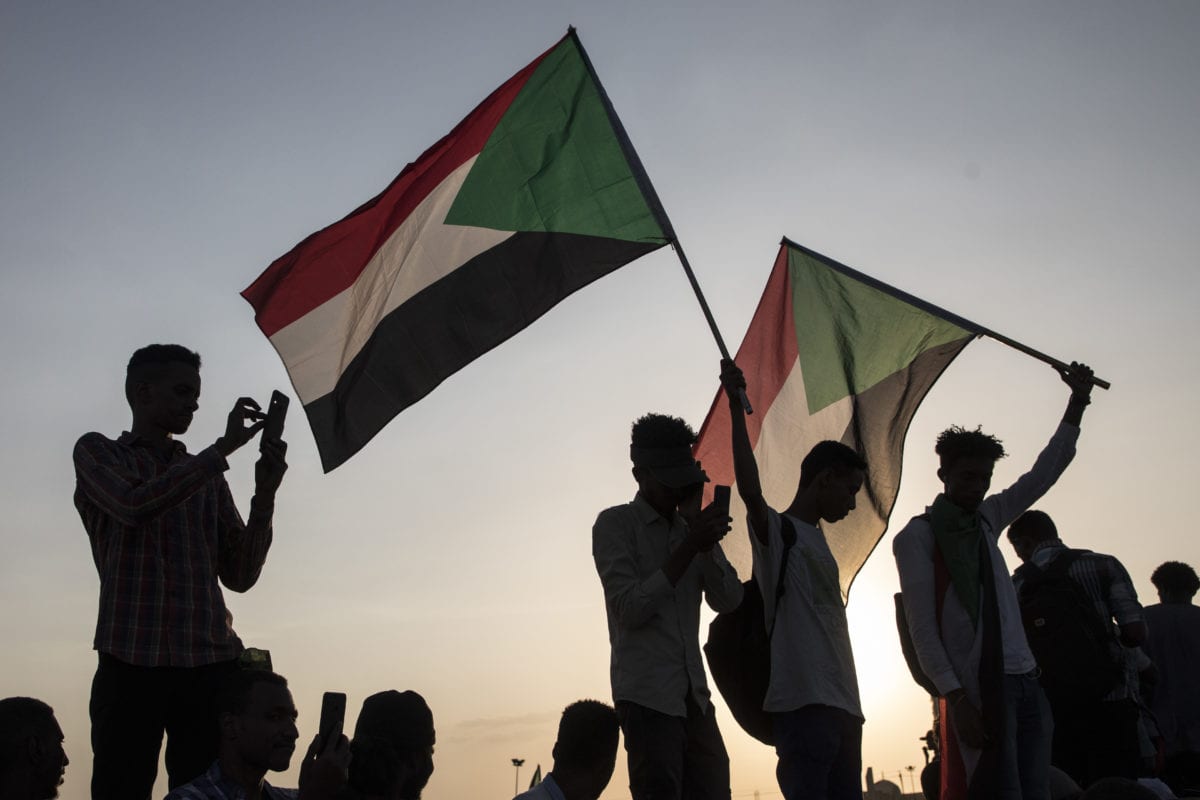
[2,1,1198,798]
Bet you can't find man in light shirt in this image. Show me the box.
[593,412,742,800]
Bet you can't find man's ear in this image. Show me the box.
[936,466,945,483]
[131,380,153,409]
[218,711,239,741]
[26,734,43,765]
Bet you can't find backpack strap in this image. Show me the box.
[775,515,798,609]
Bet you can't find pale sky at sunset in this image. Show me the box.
[2,2,1198,798]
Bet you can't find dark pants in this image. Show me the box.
[772,705,863,800]
[90,653,238,800]
[1048,695,1141,788]
[617,695,731,800]
[999,672,1054,800]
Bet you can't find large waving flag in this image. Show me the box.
[694,238,981,596]
[243,30,672,471]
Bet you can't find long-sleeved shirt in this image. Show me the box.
[893,422,1079,698]
[592,493,743,717]
[73,431,273,667]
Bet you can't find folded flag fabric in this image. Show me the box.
[693,238,980,596]
[243,30,672,471]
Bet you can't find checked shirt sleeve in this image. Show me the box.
[73,432,226,527]
[215,479,274,593]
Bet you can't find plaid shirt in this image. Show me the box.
[1019,539,1144,700]
[165,759,298,800]
[74,431,274,667]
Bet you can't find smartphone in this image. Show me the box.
[712,484,732,516]
[260,390,289,451]
[318,691,346,750]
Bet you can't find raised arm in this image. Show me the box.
[983,362,1095,532]
[720,359,769,543]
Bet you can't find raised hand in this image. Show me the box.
[1058,361,1095,403]
[298,732,350,800]
[255,436,289,497]
[215,397,265,457]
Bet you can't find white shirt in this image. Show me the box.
[593,493,743,716]
[893,423,1080,698]
[751,508,863,718]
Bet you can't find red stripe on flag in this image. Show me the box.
[694,244,798,488]
[242,38,562,337]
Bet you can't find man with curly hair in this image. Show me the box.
[592,413,743,800]
[1143,562,1200,760]
[894,362,1096,800]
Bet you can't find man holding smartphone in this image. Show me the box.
[73,344,289,799]
[592,412,742,800]
[165,671,349,800]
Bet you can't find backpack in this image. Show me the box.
[703,517,795,746]
[1014,549,1124,702]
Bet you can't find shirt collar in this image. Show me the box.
[539,774,566,800]
[632,492,679,526]
[118,430,188,457]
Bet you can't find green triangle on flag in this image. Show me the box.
[444,35,667,245]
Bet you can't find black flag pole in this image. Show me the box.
[571,27,752,412]
[782,237,1111,391]
[671,239,754,414]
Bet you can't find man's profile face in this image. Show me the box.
[32,717,68,800]
[939,456,995,512]
[230,682,299,773]
[1008,534,1035,563]
[819,467,864,524]
[134,361,201,436]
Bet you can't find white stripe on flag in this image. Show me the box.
[269,156,513,404]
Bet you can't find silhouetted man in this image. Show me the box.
[342,690,436,800]
[894,362,1095,800]
[0,697,68,800]
[593,412,742,800]
[721,360,868,800]
[513,700,620,800]
[166,669,349,800]
[1008,510,1146,787]
[74,343,289,798]
[1143,561,1200,760]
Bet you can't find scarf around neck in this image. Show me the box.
[929,493,985,628]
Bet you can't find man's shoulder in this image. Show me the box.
[163,763,226,799]
[892,513,933,549]
[74,431,119,456]
[263,783,299,800]
[594,500,644,531]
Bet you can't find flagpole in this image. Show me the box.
[569,28,753,413]
[671,240,754,413]
[780,237,1112,391]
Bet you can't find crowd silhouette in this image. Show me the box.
[3,345,1199,800]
